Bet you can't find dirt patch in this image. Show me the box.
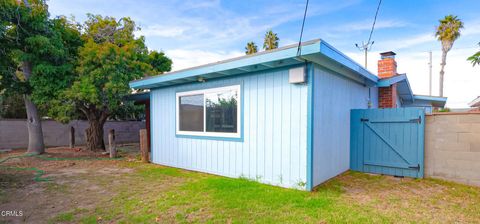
[96,167,134,175]
[0,144,141,224]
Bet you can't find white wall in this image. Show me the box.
[311,65,376,187]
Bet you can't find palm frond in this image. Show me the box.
[245,41,258,55]
[435,15,464,43]
[467,50,480,67]
[263,30,279,50]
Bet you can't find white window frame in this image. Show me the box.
[176,85,241,138]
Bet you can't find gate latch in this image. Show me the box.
[409,116,422,124]
[409,164,420,170]
[360,118,369,122]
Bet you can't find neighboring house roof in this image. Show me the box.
[130,39,378,89]
[123,91,150,104]
[377,74,413,102]
[378,74,447,108]
[469,96,480,107]
[412,95,447,107]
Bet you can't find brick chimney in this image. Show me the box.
[378,51,398,108]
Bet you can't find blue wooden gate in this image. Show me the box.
[350,108,425,178]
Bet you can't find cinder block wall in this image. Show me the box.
[0,119,145,149]
[425,113,480,186]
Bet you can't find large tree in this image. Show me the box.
[263,30,279,51]
[0,0,82,154]
[245,41,258,55]
[435,15,464,97]
[0,93,27,119]
[467,42,480,67]
[53,15,171,151]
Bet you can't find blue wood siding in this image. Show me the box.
[350,108,425,178]
[311,64,377,187]
[396,91,402,108]
[402,101,434,114]
[150,66,308,189]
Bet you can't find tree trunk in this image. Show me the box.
[22,61,45,154]
[24,94,45,154]
[439,50,448,97]
[85,118,106,151]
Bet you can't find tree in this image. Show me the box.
[148,51,172,74]
[0,0,81,154]
[467,42,480,67]
[245,41,258,55]
[52,15,172,151]
[263,30,279,51]
[0,93,27,119]
[435,15,464,97]
[29,16,84,121]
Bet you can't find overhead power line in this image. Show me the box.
[355,0,382,69]
[367,0,382,45]
[297,0,309,57]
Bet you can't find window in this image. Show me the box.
[179,94,204,132]
[176,85,241,138]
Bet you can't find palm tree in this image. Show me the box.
[467,42,480,67]
[245,42,258,55]
[435,15,464,97]
[263,30,279,50]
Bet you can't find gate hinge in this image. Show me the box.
[409,116,421,124]
[409,164,420,170]
[360,118,369,122]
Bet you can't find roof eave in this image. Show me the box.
[123,92,150,103]
[129,39,378,89]
[468,96,480,107]
[414,95,448,107]
[377,74,407,87]
[318,41,378,84]
[378,74,414,102]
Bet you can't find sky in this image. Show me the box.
[47,0,480,108]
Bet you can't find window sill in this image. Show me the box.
[175,134,244,142]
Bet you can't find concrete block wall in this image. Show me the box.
[0,119,145,149]
[425,113,480,186]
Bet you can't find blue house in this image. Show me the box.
[129,39,445,191]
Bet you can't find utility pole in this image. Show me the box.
[355,0,382,108]
[428,51,432,96]
[364,46,368,68]
[356,41,374,109]
[356,41,374,69]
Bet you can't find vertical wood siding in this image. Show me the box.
[350,108,425,178]
[150,67,308,189]
[311,65,378,187]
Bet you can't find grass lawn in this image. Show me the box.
[1,145,479,223]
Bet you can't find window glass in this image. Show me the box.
[179,94,204,132]
[176,85,240,137]
[205,89,238,133]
